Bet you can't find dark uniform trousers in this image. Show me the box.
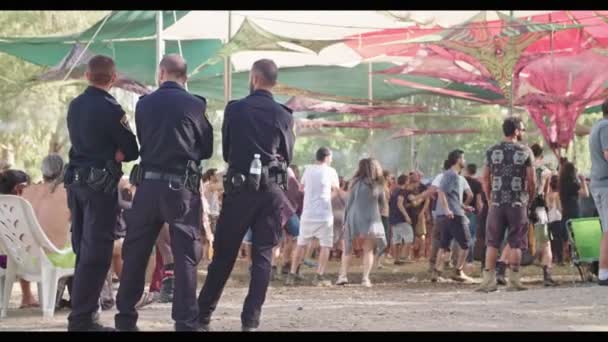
[198,183,284,329]
[67,185,118,328]
[115,179,202,331]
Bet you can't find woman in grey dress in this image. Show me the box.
[337,158,388,287]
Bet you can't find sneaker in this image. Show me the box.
[242,326,257,332]
[598,278,608,286]
[159,277,175,303]
[312,273,332,287]
[361,278,372,288]
[336,275,349,286]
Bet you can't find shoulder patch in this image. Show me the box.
[120,115,133,133]
[280,103,294,114]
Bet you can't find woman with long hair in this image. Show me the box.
[558,161,589,264]
[337,158,387,287]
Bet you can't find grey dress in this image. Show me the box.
[344,178,388,255]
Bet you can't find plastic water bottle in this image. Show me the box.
[248,154,262,191]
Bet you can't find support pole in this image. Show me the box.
[156,11,165,88]
[368,62,374,157]
[224,11,233,106]
[508,10,514,117]
[173,11,188,91]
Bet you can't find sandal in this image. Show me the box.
[19,302,40,309]
[135,291,159,309]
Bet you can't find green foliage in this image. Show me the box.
[0,11,107,181]
[0,11,598,181]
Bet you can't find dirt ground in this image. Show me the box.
[2,258,607,331]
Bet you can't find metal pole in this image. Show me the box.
[508,10,514,117]
[173,11,188,91]
[224,11,233,106]
[156,11,165,87]
[572,134,577,164]
[368,62,374,156]
[411,135,416,170]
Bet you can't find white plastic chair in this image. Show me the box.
[0,195,74,319]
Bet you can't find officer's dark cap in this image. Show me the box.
[316,147,331,162]
[87,55,116,85]
[251,59,278,86]
[160,54,187,79]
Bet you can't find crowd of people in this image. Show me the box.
[0,116,603,315]
[2,53,608,332]
[0,117,603,310]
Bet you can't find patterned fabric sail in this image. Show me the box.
[285,96,427,117]
[518,49,608,147]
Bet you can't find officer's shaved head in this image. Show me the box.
[86,55,116,87]
[160,54,188,80]
[251,59,278,88]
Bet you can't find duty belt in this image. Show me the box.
[143,171,185,183]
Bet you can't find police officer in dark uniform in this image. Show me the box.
[197,59,295,332]
[64,55,139,331]
[115,54,213,331]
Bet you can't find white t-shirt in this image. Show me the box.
[300,163,340,222]
[431,173,444,187]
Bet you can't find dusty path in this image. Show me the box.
[1,260,606,331]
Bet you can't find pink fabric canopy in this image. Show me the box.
[295,118,392,130]
[517,49,608,146]
[390,128,481,139]
[346,11,608,147]
[285,96,427,118]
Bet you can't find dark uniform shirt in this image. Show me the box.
[67,86,139,168]
[222,89,295,174]
[135,81,213,171]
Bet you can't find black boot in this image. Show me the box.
[159,276,175,303]
[543,265,558,286]
[496,261,507,285]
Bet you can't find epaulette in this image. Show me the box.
[280,103,294,114]
[138,94,147,100]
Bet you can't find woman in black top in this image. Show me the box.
[558,161,589,264]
